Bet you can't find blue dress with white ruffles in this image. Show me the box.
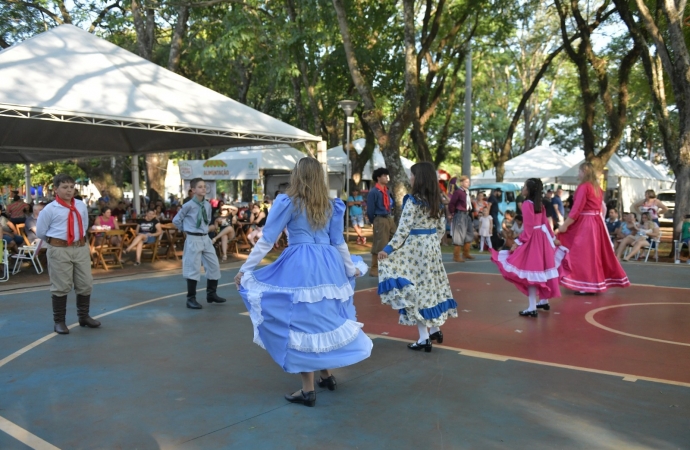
[239,194,373,374]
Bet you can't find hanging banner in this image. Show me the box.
[178,158,260,180]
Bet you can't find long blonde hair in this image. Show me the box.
[579,161,602,196]
[286,157,332,229]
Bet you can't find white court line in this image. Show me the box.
[369,334,690,388]
[0,415,60,450]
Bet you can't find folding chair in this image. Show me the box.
[92,230,126,270]
[642,230,662,262]
[140,233,163,263]
[15,223,31,246]
[12,238,44,275]
[674,238,690,264]
[0,240,9,282]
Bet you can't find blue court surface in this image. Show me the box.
[0,255,688,449]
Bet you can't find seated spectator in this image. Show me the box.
[93,207,121,247]
[212,200,225,219]
[1,212,23,253]
[112,201,127,222]
[123,208,162,266]
[154,204,166,221]
[615,212,637,244]
[605,209,621,240]
[24,202,45,243]
[682,214,690,247]
[211,207,237,262]
[511,214,524,237]
[246,204,267,246]
[617,212,659,261]
[501,210,516,249]
[7,194,28,225]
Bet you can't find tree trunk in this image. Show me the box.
[77,158,126,206]
[241,180,253,202]
[168,5,189,72]
[332,0,413,216]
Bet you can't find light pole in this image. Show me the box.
[338,99,358,244]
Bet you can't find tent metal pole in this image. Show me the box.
[317,141,328,190]
[24,164,32,203]
[462,44,472,178]
[132,155,141,215]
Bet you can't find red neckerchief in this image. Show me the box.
[376,183,390,212]
[55,196,84,244]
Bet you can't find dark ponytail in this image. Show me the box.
[525,178,543,213]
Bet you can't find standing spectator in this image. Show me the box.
[24,202,45,242]
[552,188,565,224]
[182,189,193,204]
[7,194,28,225]
[487,188,502,244]
[515,191,525,216]
[544,190,559,229]
[478,207,493,252]
[631,189,668,225]
[448,175,474,262]
[348,187,366,245]
[36,174,101,334]
[366,168,396,277]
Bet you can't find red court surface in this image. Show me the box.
[355,271,690,386]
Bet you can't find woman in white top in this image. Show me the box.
[622,212,660,261]
[631,190,668,225]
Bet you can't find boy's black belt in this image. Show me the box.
[186,232,207,236]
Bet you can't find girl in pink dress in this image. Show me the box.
[557,162,630,294]
[491,178,571,317]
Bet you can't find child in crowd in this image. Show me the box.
[511,214,524,237]
[478,207,493,252]
[491,178,570,317]
[172,178,226,309]
[348,188,366,245]
[501,210,515,249]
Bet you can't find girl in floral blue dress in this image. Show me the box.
[378,162,458,352]
[235,158,372,407]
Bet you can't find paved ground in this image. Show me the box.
[0,253,689,449]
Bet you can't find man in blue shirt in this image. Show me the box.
[366,168,396,276]
[348,187,366,245]
[552,188,565,225]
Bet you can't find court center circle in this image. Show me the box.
[585,303,690,347]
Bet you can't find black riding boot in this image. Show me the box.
[52,295,69,334]
[206,279,226,304]
[76,294,101,328]
[186,279,202,309]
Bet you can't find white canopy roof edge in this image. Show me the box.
[0,24,319,164]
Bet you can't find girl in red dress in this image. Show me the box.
[557,162,630,294]
[491,178,571,317]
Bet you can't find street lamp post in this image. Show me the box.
[338,99,358,244]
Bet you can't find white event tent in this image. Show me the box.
[558,153,674,210]
[471,146,573,184]
[327,138,414,187]
[0,25,319,208]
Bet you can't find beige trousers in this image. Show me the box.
[47,245,93,296]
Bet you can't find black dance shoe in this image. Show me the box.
[429,330,444,344]
[317,375,337,391]
[574,291,595,296]
[519,309,538,317]
[536,303,550,311]
[407,339,432,352]
[284,390,316,407]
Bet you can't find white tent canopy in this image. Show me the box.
[558,153,674,210]
[0,25,319,164]
[209,144,307,174]
[327,138,414,180]
[472,146,573,184]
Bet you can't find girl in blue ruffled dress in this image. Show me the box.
[378,162,458,352]
[235,158,372,407]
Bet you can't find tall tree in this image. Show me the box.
[554,0,641,171]
[614,0,690,241]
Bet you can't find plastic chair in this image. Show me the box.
[12,238,44,275]
[643,230,662,262]
[675,239,690,264]
[0,240,9,282]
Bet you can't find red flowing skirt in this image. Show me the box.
[558,214,630,292]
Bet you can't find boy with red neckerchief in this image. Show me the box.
[37,174,101,334]
[366,168,396,277]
